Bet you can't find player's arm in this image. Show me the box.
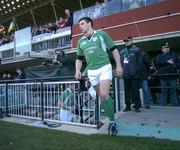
[58,92,65,108]
[58,100,64,108]
[75,58,83,80]
[111,48,123,77]
[75,41,84,80]
[100,31,123,77]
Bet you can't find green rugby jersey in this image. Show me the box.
[77,30,115,70]
[59,88,74,107]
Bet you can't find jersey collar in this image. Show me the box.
[67,88,72,93]
[82,30,97,40]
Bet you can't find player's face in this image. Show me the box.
[161,47,170,53]
[79,20,90,33]
[124,39,133,46]
[69,84,75,90]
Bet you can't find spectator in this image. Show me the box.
[33,26,41,36]
[155,43,179,106]
[48,22,57,34]
[16,68,25,79]
[120,36,142,112]
[0,36,10,46]
[0,24,5,34]
[2,72,8,80]
[58,83,75,122]
[65,9,73,27]
[7,73,13,80]
[1,72,13,80]
[56,17,67,29]
[41,25,47,33]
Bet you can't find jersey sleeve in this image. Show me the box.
[100,31,115,49]
[77,39,84,56]
[70,94,74,106]
[59,90,66,102]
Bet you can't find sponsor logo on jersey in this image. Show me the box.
[84,46,97,53]
[81,41,87,46]
[92,37,97,42]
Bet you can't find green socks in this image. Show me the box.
[101,96,115,121]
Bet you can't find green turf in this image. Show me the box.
[0,120,180,150]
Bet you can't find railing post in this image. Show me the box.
[95,94,100,129]
[79,91,83,123]
[40,81,44,121]
[5,82,9,115]
[116,77,121,111]
[112,77,116,113]
[112,77,121,113]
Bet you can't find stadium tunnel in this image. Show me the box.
[0,35,179,74]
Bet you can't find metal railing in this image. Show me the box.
[0,77,97,128]
[0,76,123,128]
[147,73,180,106]
[0,74,179,128]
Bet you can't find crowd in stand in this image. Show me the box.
[0,24,15,47]
[32,9,73,36]
[0,9,73,47]
[0,68,25,80]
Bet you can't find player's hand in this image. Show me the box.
[71,106,75,112]
[75,71,82,80]
[167,59,175,64]
[115,66,123,78]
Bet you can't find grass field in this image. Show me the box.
[0,120,180,150]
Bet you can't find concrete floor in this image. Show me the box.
[1,106,180,141]
[115,106,180,140]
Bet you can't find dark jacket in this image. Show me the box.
[155,51,179,80]
[67,12,73,27]
[120,44,142,79]
[17,72,26,79]
[140,52,151,80]
[178,57,180,72]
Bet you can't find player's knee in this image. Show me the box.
[100,93,108,100]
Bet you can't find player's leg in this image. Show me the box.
[60,108,69,122]
[98,80,114,121]
[88,64,117,135]
[98,80,118,136]
[99,64,118,135]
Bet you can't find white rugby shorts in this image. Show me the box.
[87,64,112,86]
[60,108,73,122]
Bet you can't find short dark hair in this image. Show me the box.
[161,43,170,49]
[78,17,93,27]
[67,83,74,86]
[123,36,133,42]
